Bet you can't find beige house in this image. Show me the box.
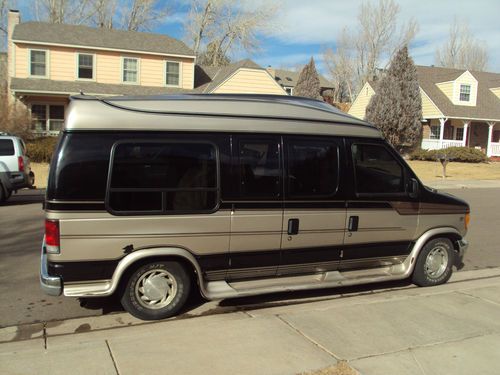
[6,10,285,135]
[349,65,500,157]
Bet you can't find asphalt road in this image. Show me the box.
[0,187,499,328]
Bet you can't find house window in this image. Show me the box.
[123,57,138,83]
[443,124,454,140]
[285,87,293,95]
[30,50,47,77]
[460,84,471,102]
[165,61,180,86]
[31,104,65,134]
[430,125,440,139]
[456,127,464,141]
[77,53,94,79]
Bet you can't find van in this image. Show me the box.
[40,94,469,320]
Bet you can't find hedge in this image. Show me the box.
[26,137,59,163]
[409,147,488,163]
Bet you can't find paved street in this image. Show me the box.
[0,187,499,328]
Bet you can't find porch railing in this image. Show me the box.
[490,142,500,157]
[421,139,463,150]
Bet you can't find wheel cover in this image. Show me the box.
[424,246,449,279]
[135,269,178,310]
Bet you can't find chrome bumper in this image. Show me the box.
[40,238,62,296]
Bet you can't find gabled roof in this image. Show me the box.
[416,65,500,121]
[274,69,334,90]
[196,59,264,93]
[12,22,195,57]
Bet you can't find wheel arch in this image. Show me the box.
[109,247,206,298]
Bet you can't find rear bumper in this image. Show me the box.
[40,238,62,296]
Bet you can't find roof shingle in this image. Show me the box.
[12,22,195,57]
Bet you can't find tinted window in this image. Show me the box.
[108,142,218,213]
[0,140,14,156]
[287,139,338,197]
[238,139,281,199]
[352,143,404,194]
[47,133,117,200]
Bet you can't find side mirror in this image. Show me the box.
[409,178,419,199]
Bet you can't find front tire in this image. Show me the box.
[412,238,454,287]
[120,261,191,320]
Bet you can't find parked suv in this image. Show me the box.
[0,134,34,203]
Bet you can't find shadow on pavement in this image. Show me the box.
[2,189,45,206]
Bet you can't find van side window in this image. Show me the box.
[238,139,281,199]
[287,138,339,197]
[352,143,404,194]
[107,142,218,214]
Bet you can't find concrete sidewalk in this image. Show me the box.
[2,268,500,375]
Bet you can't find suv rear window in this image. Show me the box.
[0,139,15,156]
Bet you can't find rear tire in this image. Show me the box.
[120,261,191,320]
[0,183,6,203]
[412,237,454,287]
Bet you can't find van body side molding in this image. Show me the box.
[63,227,463,300]
[64,247,206,298]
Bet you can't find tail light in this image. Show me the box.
[45,219,60,254]
[464,213,470,230]
[18,156,24,172]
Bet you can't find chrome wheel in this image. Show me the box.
[424,246,449,279]
[134,269,178,309]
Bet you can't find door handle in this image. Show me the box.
[348,216,359,232]
[288,218,299,235]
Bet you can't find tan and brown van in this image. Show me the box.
[40,94,469,320]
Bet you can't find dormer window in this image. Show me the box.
[460,84,471,102]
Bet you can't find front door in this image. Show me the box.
[227,135,283,281]
[341,140,418,270]
[278,136,346,276]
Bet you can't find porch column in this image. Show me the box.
[486,122,496,157]
[438,118,447,149]
[462,121,470,147]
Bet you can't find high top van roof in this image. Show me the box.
[65,94,382,138]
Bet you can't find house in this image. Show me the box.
[268,67,334,97]
[5,10,285,135]
[348,65,500,157]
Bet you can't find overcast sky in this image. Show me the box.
[16,0,500,74]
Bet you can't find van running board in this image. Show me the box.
[203,266,408,300]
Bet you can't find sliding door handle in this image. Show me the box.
[288,218,299,235]
[348,216,359,232]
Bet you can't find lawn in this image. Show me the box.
[407,160,500,181]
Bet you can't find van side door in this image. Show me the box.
[226,135,283,281]
[341,139,418,271]
[279,136,346,276]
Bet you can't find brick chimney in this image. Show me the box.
[7,10,20,105]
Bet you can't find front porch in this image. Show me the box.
[421,118,500,157]
[15,94,69,136]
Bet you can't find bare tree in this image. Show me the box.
[33,0,94,24]
[89,0,117,28]
[323,0,418,102]
[118,0,169,31]
[435,18,489,71]
[184,0,280,67]
[0,0,14,51]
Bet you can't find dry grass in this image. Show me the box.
[30,162,50,189]
[300,361,358,375]
[407,160,500,181]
